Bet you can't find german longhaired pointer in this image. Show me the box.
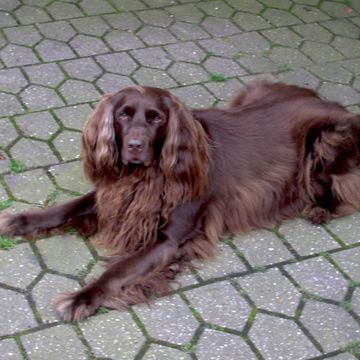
[1,81,359,321]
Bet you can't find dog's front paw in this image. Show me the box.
[303,205,332,225]
[0,213,21,236]
[53,288,103,322]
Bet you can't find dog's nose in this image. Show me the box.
[127,138,144,152]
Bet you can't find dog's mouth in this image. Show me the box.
[122,157,152,166]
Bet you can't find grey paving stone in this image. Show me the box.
[197,0,234,17]
[319,82,360,106]
[0,93,24,117]
[302,41,344,63]
[96,52,137,75]
[237,54,277,74]
[196,242,246,280]
[143,0,177,6]
[35,39,76,62]
[143,344,191,360]
[53,130,82,161]
[60,79,100,105]
[326,213,360,245]
[22,325,87,360]
[62,58,102,82]
[168,62,209,86]
[310,63,352,84]
[0,182,8,199]
[165,41,206,63]
[301,301,360,352]
[54,104,92,131]
[199,38,238,58]
[0,44,39,67]
[80,312,145,359]
[204,56,247,77]
[327,354,357,360]
[80,0,114,15]
[167,4,204,23]
[185,281,251,331]
[270,47,314,68]
[105,30,144,51]
[0,0,20,11]
[20,85,64,111]
[32,273,79,323]
[102,13,142,32]
[0,288,37,336]
[0,339,22,360]
[24,63,65,88]
[234,230,293,267]
[321,1,354,18]
[0,68,27,94]
[226,0,264,13]
[71,16,110,36]
[321,19,360,39]
[232,12,272,32]
[171,85,215,108]
[238,268,301,316]
[260,0,292,8]
[249,314,320,360]
[133,67,177,88]
[292,23,332,43]
[172,269,198,289]
[96,73,134,93]
[278,68,320,88]
[5,169,55,204]
[46,1,83,20]
[138,26,177,46]
[262,28,302,48]
[111,0,147,11]
[137,9,172,27]
[37,21,76,42]
[69,34,109,57]
[135,294,198,344]
[292,4,330,23]
[331,247,360,282]
[263,8,302,26]
[353,287,360,316]
[14,5,51,25]
[49,161,92,194]
[131,47,171,70]
[228,32,270,55]
[170,21,209,41]
[205,78,242,101]
[201,17,240,37]
[285,257,348,301]
[0,243,41,289]
[279,218,340,256]
[4,25,42,47]
[332,36,360,58]
[37,234,93,275]
[196,329,256,360]
[0,11,16,27]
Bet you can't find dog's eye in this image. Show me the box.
[147,113,162,124]
[119,111,130,120]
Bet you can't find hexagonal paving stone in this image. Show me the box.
[46,1,83,20]
[205,78,243,101]
[0,44,39,67]
[321,1,354,18]
[0,339,22,360]
[197,242,246,280]
[96,73,134,93]
[49,161,92,194]
[196,329,256,360]
[292,23,332,43]
[310,63,352,84]
[135,294,198,344]
[0,288,37,336]
[20,85,64,111]
[105,30,144,51]
[197,0,234,17]
[133,67,177,88]
[185,281,251,331]
[301,41,344,64]
[5,169,55,204]
[69,34,109,57]
[238,268,301,316]
[37,21,76,42]
[170,22,209,41]
[263,8,302,26]
[165,41,206,63]
[204,56,247,77]
[353,287,360,316]
[249,314,320,360]
[32,273,79,323]
[138,26,177,46]
[331,247,360,282]
[319,82,360,106]
[292,4,330,23]
[234,229,293,267]
[171,85,215,108]
[321,19,360,39]
[0,118,18,148]
[24,63,65,88]
[0,243,41,289]
[279,218,339,256]
[37,234,93,275]
[96,52,137,75]
[278,69,320,89]
[227,0,264,13]
[0,0,20,11]
[143,344,191,360]
[60,79,100,105]
[167,4,204,23]
[325,212,360,245]
[201,17,240,37]
[137,9,172,27]
[103,12,142,32]
[232,12,272,32]
[0,11,16,27]
[111,0,147,11]
[62,58,103,82]
[53,130,82,161]
[0,93,23,117]
[131,47,171,70]
[262,28,302,48]
[0,182,8,199]
[71,16,110,36]
[301,301,360,352]
[80,312,144,359]
[285,257,348,301]
[54,104,92,131]
[11,138,58,166]
[168,62,209,86]
[35,39,75,62]
[22,325,87,360]
[270,47,314,68]
[4,25,42,47]
[14,5,51,24]
[332,36,360,58]
[229,32,270,55]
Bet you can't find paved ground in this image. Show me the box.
[0,0,359,359]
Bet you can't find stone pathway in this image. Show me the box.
[0,0,359,359]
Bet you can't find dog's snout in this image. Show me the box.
[127,138,144,152]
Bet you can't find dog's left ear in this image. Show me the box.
[161,95,210,203]
[82,93,120,184]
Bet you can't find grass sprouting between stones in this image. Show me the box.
[0,199,12,210]
[0,235,17,250]
[210,73,227,82]
[277,63,293,73]
[10,159,27,173]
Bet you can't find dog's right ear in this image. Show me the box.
[82,93,120,184]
